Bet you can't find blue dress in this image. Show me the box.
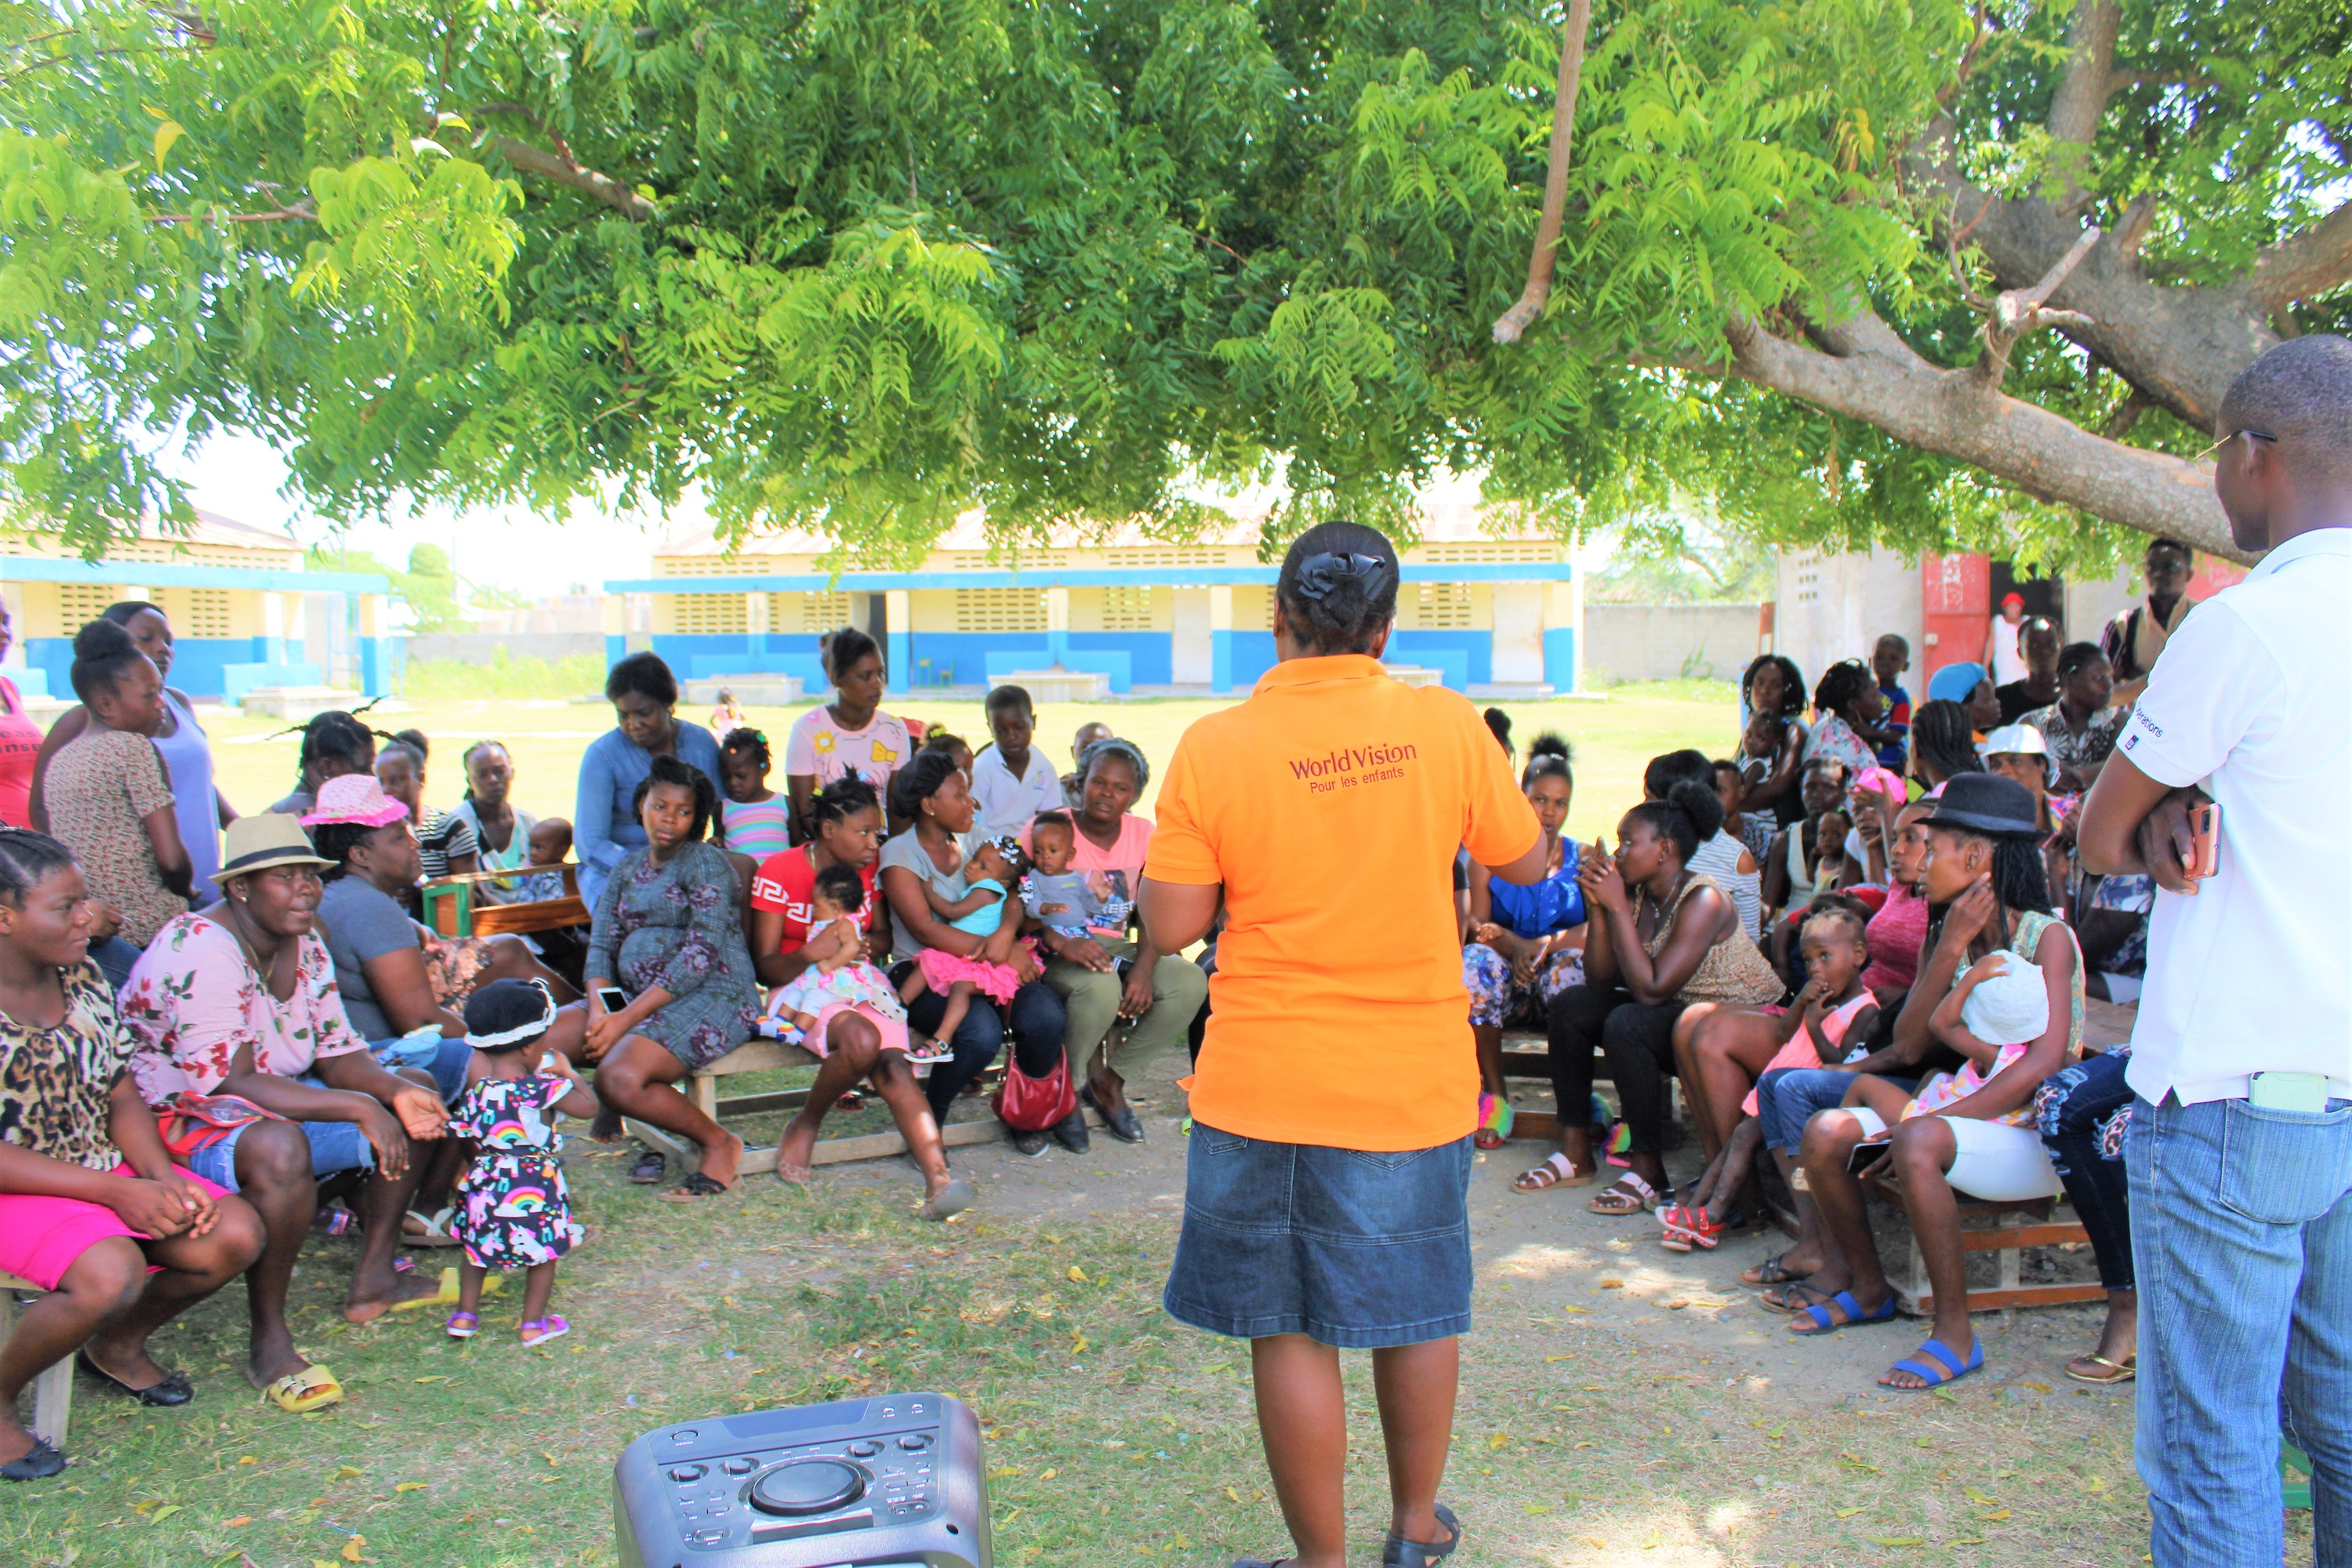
[154,691,221,904]
[1486,841,1585,938]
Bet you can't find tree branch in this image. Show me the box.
[2045,0,2122,206]
[1492,0,1592,344]
[2245,199,2352,310]
[1687,304,2247,561]
[148,198,317,226]
[484,133,655,221]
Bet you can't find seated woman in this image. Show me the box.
[1735,654,1811,829]
[2035,1046,2137,1384]
[372,736,478,890]
[307,775,583,1056]
[0,829,266,1481]
[880,753,1070,1163]
[1026,737,1208,1148]
[582,756,764,1200]
[1787,774,2082,1389]
[122,815,458,1414]
[575,653,724,908]
[42,620,195,986]
[1462,734,1584,1149]
[1517,781,1781,1207]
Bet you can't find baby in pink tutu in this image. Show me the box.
[760,864,921,1052]
[898,836,1029,1050]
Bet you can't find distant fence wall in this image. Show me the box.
[1583,604,1765,684]
[402,632,607,665]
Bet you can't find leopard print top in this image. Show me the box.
[0,960,134,1172]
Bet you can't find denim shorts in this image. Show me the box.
[180,1116,376,1194]
[1163,1123,1474,1348]
[371,1034,473,1105]
[1756,1067,1918,1154]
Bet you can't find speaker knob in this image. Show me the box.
[749,1459,866,1517]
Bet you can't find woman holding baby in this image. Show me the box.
[1783,774,2083,1391]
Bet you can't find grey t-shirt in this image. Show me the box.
[318,875,425,1042]
[877,829,975,962]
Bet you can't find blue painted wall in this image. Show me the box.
[1225,632,1279,691]
[1543,629,1578,694]
[26,635,276,700]
[1388,630,1492,690]
[901,632,1175,690]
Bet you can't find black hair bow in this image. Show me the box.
[1294,551,1390,602]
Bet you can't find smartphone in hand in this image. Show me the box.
[2189,801,2222,880]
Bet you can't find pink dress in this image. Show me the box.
[1859,884,1930,995]
[1741,991,1875,1117]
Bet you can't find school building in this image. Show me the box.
[0,512,397,702]
[605,503,1584,698]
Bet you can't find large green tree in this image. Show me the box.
[3,0,2343,564]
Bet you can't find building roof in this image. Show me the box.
[3,508,303,563]
[652,476,1559,560]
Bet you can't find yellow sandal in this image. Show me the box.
[260,1363,344,1414]
[388,1266,503,1312]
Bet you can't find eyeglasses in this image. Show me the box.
[2192,427,2278,463]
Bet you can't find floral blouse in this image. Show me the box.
[123,913,370,1109]
[0,960,135,1172]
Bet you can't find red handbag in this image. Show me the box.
[991,1051,1077,1133]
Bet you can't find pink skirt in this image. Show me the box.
[916,947,1021,1007]
[0,1162,232,1290]
[801,1000,913,1059]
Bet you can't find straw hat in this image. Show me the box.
[217,815,335,882]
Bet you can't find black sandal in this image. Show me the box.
[659,1171,733,1202]
[627,1149,666,1184]
[78,1352,193,1406]
[1385,1503,1462,1566]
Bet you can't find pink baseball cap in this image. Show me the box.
[301,773,410,829]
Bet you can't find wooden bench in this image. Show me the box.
[0,1273,72,1447]
[420,866,590,940]
[1493,1029,1676,1139]
[622,1040,1021,1176]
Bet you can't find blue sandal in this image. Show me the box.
[1788,1288,1898,1335]
[1883,1335,1983,1389]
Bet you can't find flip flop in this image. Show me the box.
[257,1364,344,1414]
[1883,1334,1983,1389]
[401,1207,461,1247]
[1588,1171,1661,1214]
[1789,1288,1899,1336]
[918,1178,974,1221]
[1473,1093,1513,1150]
[1512,1152,1596,1192]
[1741,1253,1809,1287]
[2065,1353,2136,1385]
[659,1171,735,1202]
[390,1266,503,1312]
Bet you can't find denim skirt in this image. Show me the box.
[1163,1123,1475,1348]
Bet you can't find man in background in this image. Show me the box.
[1995,616,2061,724]
[2081,333,2352,1568]
[2100,536,2198,706]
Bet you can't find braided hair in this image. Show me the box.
[721,727,772,771]
[1813,659,1877,722]
[889,749,966,823]
[807,773,880,835]
[1740,654,1807,722]
[1907,699,1984,783]
[630,753,717,841]
[459,739,510,805]
[290,710,379,793]
[0,828,77,906]
[2056,641,2107,679]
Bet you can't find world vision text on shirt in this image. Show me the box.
[1146,655,1537,1152]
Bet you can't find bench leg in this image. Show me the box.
[31,1355,71,1448]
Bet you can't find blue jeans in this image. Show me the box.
[371,1035,473,1106]
[2127,1093,2352,1566]
[89,935,143,993]
[891,966,1067,1123]
[1755,1068,1919,1155]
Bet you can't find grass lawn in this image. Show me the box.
[6,681,2245,1566]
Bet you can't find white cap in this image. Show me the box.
[1981,723,2049,759]
[1961,955,2050,1046]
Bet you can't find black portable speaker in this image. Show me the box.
[612,1390,989,1567]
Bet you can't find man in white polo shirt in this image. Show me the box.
[2082,333,2352,1568]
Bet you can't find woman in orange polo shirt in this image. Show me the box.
[1141,521,1545,1568]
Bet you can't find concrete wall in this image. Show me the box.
[1583,604,1766,683]
[404,632,608,664]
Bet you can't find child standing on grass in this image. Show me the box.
[898,836,1027,1047]
[445,979,596,1345]
[717,728,794,859]
[1661,902,1879,1250]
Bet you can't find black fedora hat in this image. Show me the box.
[1916,773,2042,838]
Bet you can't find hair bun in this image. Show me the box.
[72,617,136,660]
[1665,777,1726,843]
[1528,731,1572,761]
